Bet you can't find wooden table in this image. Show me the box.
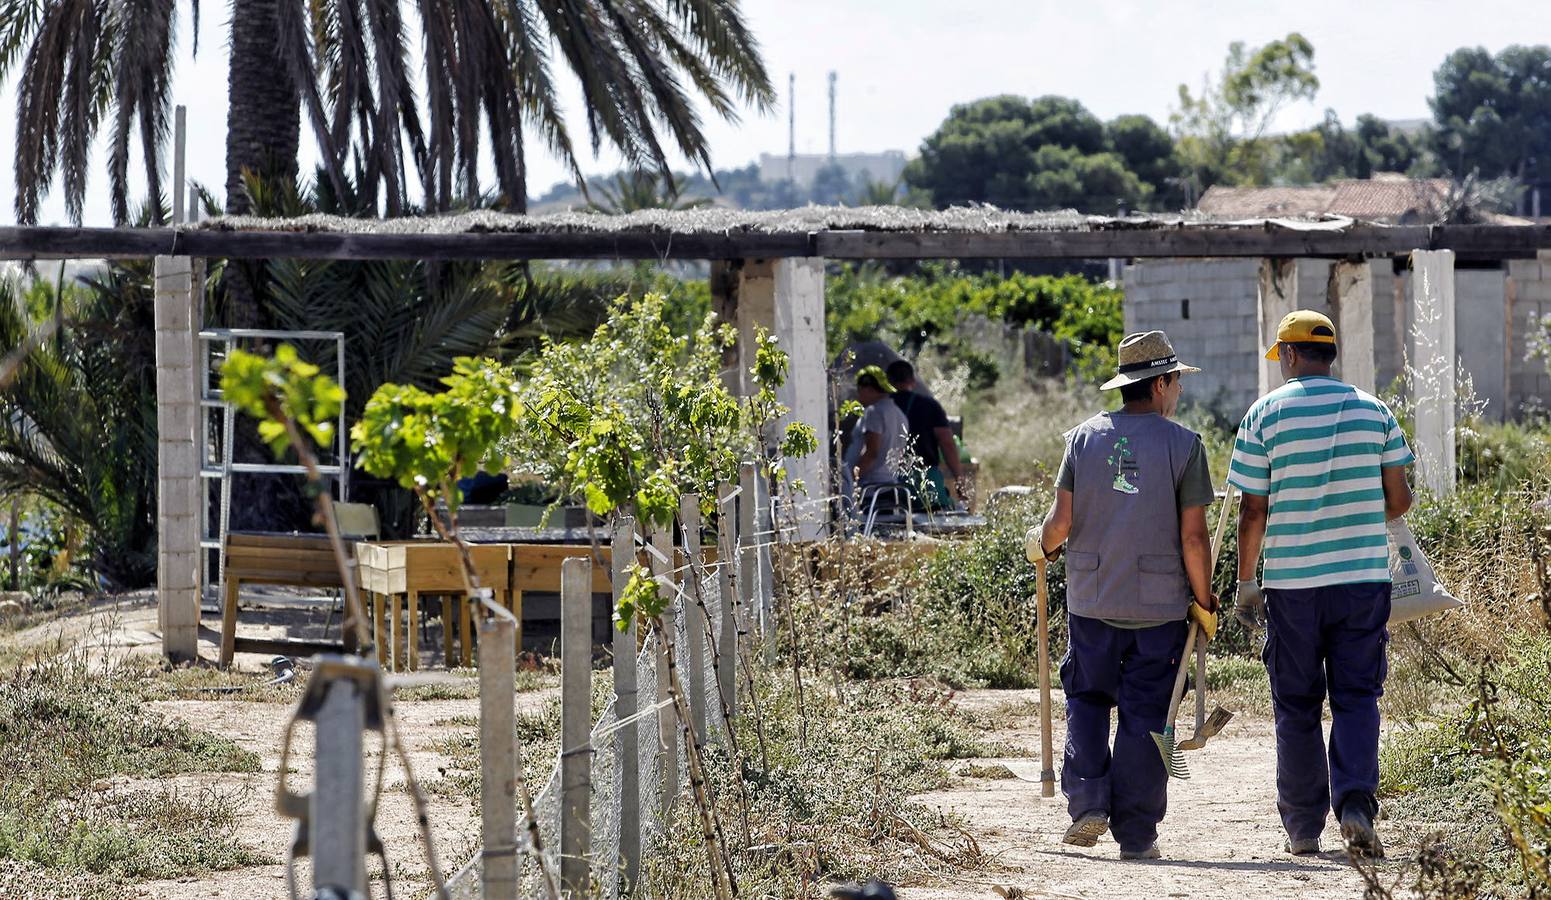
[354,540,720,671]
[355,541,513,671]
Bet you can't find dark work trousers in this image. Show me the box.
[1061,613,1189,853]
[1263,582,1391,841]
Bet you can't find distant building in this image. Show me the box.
[758,151,908,190]
[1196,174,1529,226]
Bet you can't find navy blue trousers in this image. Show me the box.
[1060,613,1188,853]
[1264,582,1391,841]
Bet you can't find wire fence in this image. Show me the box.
[446,493,751,899]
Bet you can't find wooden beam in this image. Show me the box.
[6,223,1551,262]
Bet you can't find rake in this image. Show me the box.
[1151,618,1198,779]
[1151,483,1239,776]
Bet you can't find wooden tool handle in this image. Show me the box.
[1193,631,1207,724]
[1165,618,1199,726]
[1209,483,1235,574]
[1035,557,1055,798]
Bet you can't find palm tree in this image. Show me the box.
[4,0,773,223]
[587,170,713,214]
[0,0,185,224]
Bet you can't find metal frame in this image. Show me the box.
[198,328,349,602]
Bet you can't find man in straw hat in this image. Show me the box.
[1229,310,1413,858]
[1027,330,1218,859]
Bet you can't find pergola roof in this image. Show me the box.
[3,205,1550,261]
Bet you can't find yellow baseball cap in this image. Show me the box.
[1265,310,1337,361]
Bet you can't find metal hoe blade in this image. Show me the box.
[1178,706,1235,751]
[1151,726,1190,779]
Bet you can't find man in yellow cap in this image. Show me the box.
[1228,310,1414,859]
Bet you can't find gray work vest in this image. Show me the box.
[1064,412,1199,622]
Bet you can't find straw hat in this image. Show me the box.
[1099,331,1202,391]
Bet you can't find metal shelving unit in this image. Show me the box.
[198,329,349,601]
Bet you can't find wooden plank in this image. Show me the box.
[227,532,343,550]
[231,636,345,657]
[9,222,1551,262]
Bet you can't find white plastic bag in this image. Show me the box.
[1387,519,1464,625]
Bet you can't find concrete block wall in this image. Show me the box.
[1124,259,1261,416]
[1508,258,1551,413]
[1127,257,1540,420]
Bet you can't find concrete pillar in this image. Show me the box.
[1257,258,1299,396]
[155,256,201,661]
[724,258,830,541]
[1327,260,1376,394]
[1410,250,1456,495]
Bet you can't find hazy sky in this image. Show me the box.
[0,0,1539,226]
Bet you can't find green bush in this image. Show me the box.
[825,263,1123,384]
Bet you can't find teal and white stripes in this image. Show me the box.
[1229,377,1414,589]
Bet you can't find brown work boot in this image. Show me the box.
[1119,843,1161,860]
[1284,836,1320,856]
[1062,811,1109,847]
[1340,807,1384,859]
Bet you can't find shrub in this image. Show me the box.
[825,263,1123,384]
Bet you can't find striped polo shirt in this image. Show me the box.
[1229,376,1414,590]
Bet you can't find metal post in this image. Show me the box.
[478,589,518,900]
[312,677,366,894]
[560,558,593,896]
[679,494,708,744]
[649,527,679,813]
[172,105,186,226]
[611,516,641,891]
[715,484,739,718]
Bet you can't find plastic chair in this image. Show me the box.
[324,502,380,639]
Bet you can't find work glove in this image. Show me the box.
[1234,579,1267,631]
[1023,525,1062,564]
[1189,596,1219,641]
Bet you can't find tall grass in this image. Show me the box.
[0,643,267,883]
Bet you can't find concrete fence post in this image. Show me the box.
[715,483,740,718]
[649,527,680,814]
[1328,259,1377,394]
[1257,258,1299,397]
[754,473,776,665]
[155,255,201,662]
[678,494,708,745]
[559,558,593,896]
[312,677,367,894]
[610,516,640,891]
[478,590,518,900]
[1410,250,1457,495]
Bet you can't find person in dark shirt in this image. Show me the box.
[885,360,966,507]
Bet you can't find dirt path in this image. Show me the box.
[898,689,1394,900]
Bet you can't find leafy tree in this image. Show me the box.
[1278,111,1431,183]
[1172,33,1320,191]
[1106,114,1183,206]
[905,94,1161,212]
[809,163,854,206]
[1430,44,1551,183]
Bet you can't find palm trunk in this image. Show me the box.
[224,0,300,328]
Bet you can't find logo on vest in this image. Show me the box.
[1107,436,1139,494]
